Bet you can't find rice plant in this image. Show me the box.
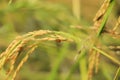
[0,0,120,80]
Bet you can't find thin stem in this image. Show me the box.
[93,47,120,66]
[113,66,120,80]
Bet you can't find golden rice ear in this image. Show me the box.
[93,0,110,22]
[93,0,111,29]
[11,45,37,80]
[88,49,100,80]
[112,16,120,32]
[0,30,72,80]
[103,16,120,36]
[88,49,96,80]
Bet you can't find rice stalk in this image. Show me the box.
[113,66,120,80]
[0,0,119,80]
[0,30,73,80]
[88,49,96,80]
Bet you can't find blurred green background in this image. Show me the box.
[0,0,120,80]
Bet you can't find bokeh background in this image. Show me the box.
[0,0,120,80]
